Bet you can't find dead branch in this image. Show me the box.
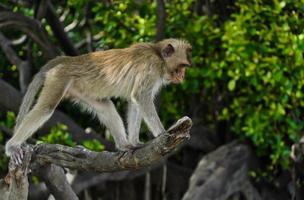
[33,117,192,172]
[0,117,192,199]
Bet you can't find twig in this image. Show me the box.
[156,0,166,41]
[45,0,79,56]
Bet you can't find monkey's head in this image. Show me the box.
[158,38,192,84]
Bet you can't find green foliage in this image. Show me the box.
[0,112,15,171]
[91,1,156,48]
[0,111,16,129]
[90,0,302,172]
[31,176,41,185]
[39,124,106,152]
[0,154,8,171]
[78,0,304,171]
[82,139,105,152]
[217,0,304,169]
[39,124,75,147]
[0,0,303,178]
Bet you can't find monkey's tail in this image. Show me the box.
[14,71,46,130]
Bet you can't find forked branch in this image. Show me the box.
[33,116,192,172]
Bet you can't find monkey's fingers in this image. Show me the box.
[11,148,24,165]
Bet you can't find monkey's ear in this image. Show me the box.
[161,44,174,57]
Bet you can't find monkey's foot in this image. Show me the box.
[129,138,144,146]
[116,144,133,151]
[8,145,24,166]
[117,143,145,153]
[129,141,145,149]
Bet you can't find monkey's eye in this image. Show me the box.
[179,64,189,68]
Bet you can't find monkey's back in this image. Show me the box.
[53,45,164,100]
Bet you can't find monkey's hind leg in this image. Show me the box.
[6,77,72,165]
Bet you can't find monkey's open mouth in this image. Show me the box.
[171,67,186,84]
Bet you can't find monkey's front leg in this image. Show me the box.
[127,102,143,146]
[76,98,132,151]
[133,96,165,138]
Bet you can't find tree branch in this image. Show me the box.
[156,0,166,41]
[0,32,31,93]
[45,1,79,56]
[33,116,192,172]
[34,164,79,200]
[0,10,60,59]
[1,117,192,199]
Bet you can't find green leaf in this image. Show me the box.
[228,79,236,91]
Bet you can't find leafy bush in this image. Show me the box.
[0,111,16,129]
[216,0,304,169]
[165,0,304,170]
[82,139,105,152]
[1,0,303,177]
[39,124,76,147]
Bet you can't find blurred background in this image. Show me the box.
[0,0,303,199]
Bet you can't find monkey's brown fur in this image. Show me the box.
[6,38,192,165]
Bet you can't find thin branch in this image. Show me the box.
[71,160,191,195]
[45,1,79,56]
[34,0,48,20]
[76,32,103,50]
[0,10,59,59]
[161,164,167,200]
[11,35,27,46]
[34,164,79,200]
[144,172,151,200]
[0,3,10,12]
[84,4,93,52]
[0,32,31,93]
[156,0,166,41]
[0,32,22,65]
[195,0,204,15]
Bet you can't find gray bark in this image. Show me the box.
[34,164,79,200]
[0,10,60,59]
[33,116,192,172]
[0,117,192,199]
[182,141,261,200]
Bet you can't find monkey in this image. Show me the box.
[5,38,192,165]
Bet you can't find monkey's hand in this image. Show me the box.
[5,143,24,165]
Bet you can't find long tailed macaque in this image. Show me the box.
[5,38,192,164]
